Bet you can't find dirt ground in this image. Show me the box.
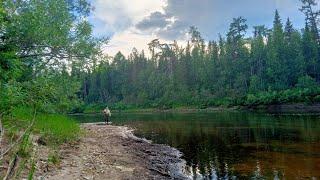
[35,123,188,180]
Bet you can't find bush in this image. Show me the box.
[296,75,318,89]
[244,86,320,106]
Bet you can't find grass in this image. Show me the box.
[34,113,80,146]
[10,107,80,146]
[1,107,80,178]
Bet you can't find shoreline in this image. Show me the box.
[77,106,242,115]
[35,123,189,180]
[76,103,320,115]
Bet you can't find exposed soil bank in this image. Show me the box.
[35,124,188,180]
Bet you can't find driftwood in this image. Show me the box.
[0,110,36,160]
[3,155,18,180]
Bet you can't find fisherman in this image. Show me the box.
[102,107,111,124]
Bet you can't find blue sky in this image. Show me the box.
[89,0,315,56]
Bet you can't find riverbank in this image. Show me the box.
[79,103,320,115]
[0,108,81,179]
[245,103,320,113]
[35,124,188,180]
[79,106,241,114]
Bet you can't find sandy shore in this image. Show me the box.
[35,123,188,180]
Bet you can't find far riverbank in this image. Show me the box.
[79,103,320,115]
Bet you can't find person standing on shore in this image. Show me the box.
[103,107,111,124]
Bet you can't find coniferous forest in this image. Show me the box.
[1,0,320,179]
[81,3,320,111]
[1,0,320,114]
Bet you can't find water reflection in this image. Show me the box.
[71,112,320,179]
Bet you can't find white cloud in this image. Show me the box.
[92,0,308,57]
[103,27,186,57]
[102,28,155,56]
[92,0,168,56]
[92,0,166,32]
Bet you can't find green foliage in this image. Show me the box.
[1,0,320,117]
[0,52,21,82]
[245,87,320,106]
[296,75,318,88]
[80,6,320,109]
[0,81,26,113]
[0,0,96,177]
[12,107,80,146]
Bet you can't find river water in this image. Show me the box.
[71,112,320,179]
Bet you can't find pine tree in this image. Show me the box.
[284,18,294,40]
[300,0,320,44]
[284,18,304,86]
[302,24,319,81]
[249,26,268,92]
[266,10,288,90]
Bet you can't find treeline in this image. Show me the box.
[81,1,320,110]
[1,0,319,113]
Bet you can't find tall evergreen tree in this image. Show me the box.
[302,23,319,80]
[300,0,320,44]
[284,18,304,86]
[266,10,288,90]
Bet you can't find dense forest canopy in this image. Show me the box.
[80,1,320,110]
[0,0,104,114]
[1,0,320,113]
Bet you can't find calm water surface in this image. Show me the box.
[71,112,320,179]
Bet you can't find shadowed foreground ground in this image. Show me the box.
[36,124,188,180]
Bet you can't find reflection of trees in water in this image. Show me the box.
[178,128,256,179]
[179,125,318,179]
[137,119,318,179]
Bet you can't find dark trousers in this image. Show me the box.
[104,115,110,124]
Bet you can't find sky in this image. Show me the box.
[89,0,311,57]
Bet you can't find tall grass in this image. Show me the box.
[34,113,80,145]
[11,107,80,146]
[1,107,79,179]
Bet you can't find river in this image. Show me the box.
[71,111,320,179]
